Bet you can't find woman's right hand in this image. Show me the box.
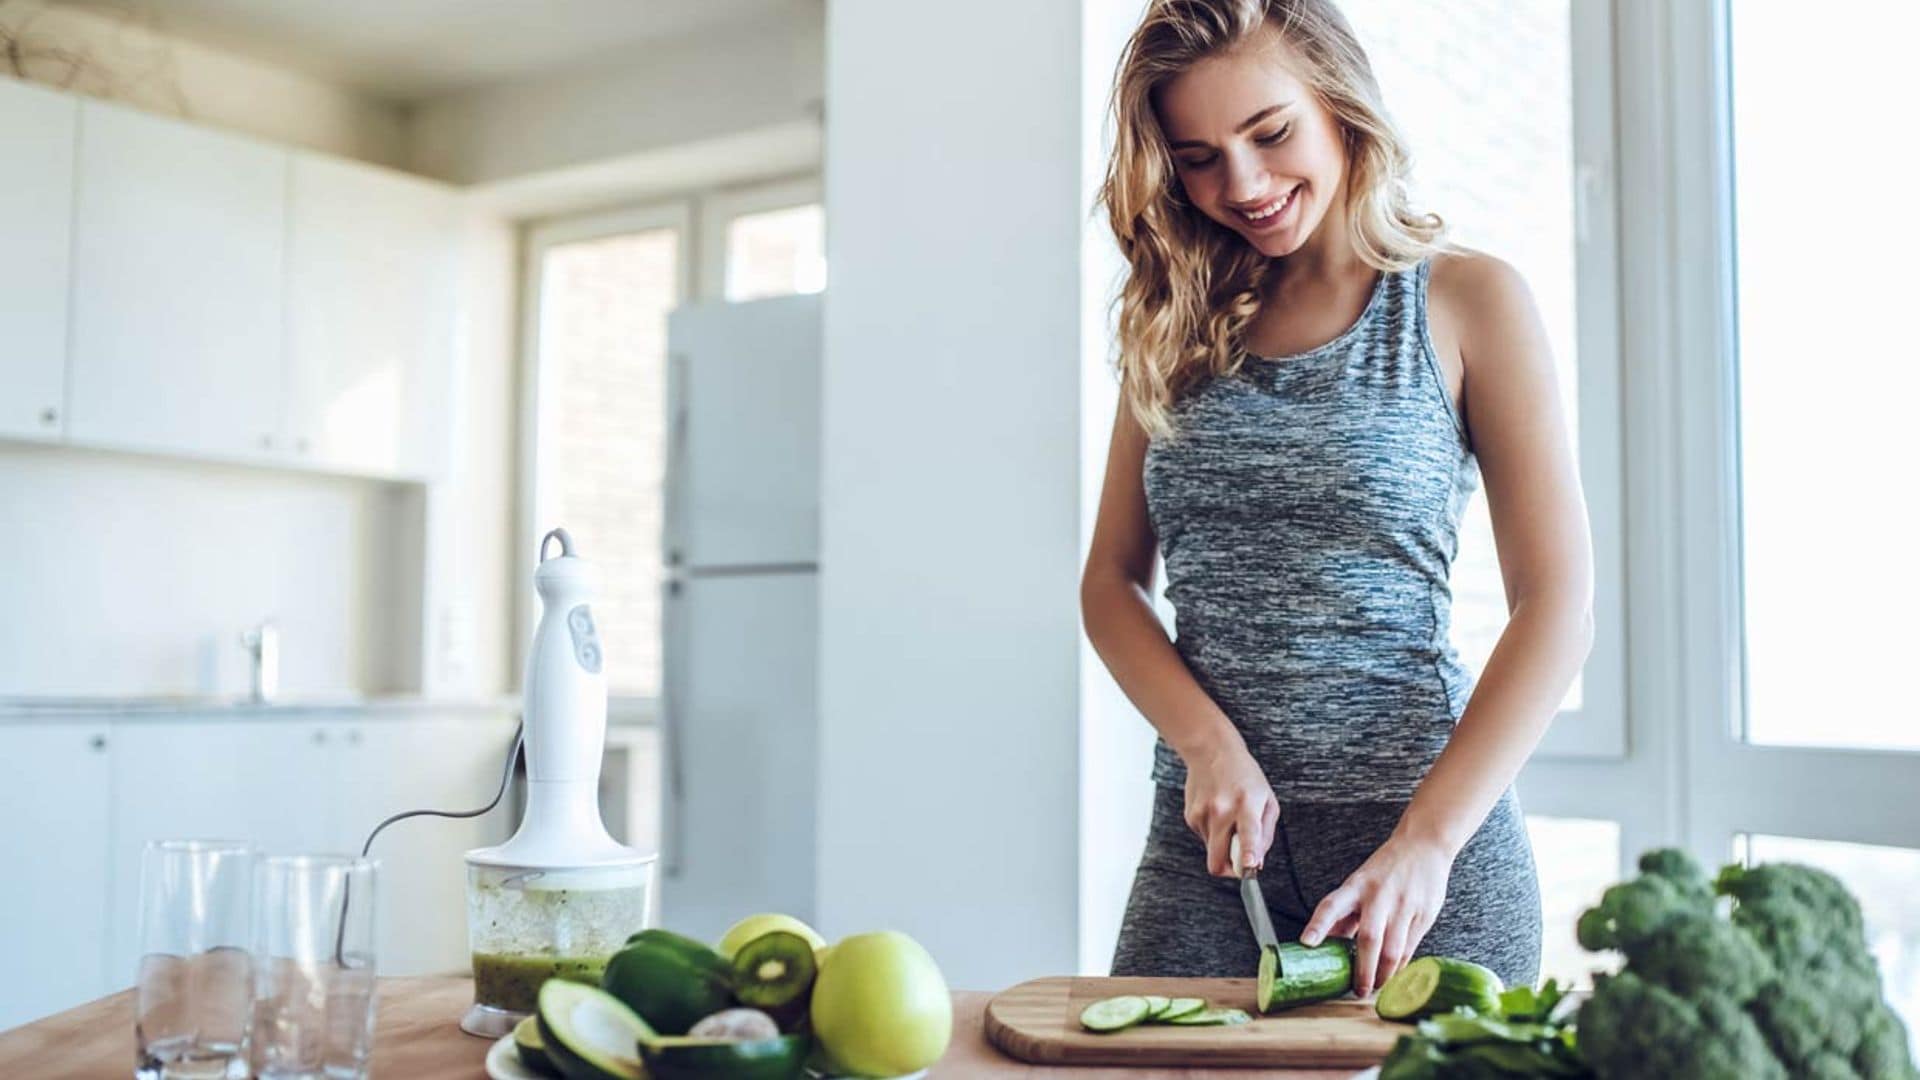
[1182,739,1280,878]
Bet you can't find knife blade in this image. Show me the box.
[1230,833,1280,951]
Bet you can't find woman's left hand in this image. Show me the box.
[1298,834,1454,997]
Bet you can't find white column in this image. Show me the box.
[818,0,1142,990]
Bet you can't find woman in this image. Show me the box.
[1082,0,1593,996]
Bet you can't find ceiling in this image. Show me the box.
[58,0,800,101]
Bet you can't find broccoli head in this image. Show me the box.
[1577,970,1785,1080]
[1574,849,1918,1080]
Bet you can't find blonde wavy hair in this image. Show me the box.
[1098,0,1450,438]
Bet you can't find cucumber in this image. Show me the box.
[1079,995,1151,1033]
[1257,940,1353,1013]
[1142,994,1172,1019]
[1166,1006,1251,1026]
[1156,997,1206,1022]
[1375,956,1505,1021]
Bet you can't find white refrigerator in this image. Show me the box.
[658,292,821,945]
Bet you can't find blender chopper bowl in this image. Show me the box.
[461,528,658,1038]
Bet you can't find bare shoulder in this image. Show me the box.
[1426,246,1545,373]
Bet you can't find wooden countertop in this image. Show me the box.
[0,976,1362,1078]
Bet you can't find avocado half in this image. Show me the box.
[535,978,656,1080]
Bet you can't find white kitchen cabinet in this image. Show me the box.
[68,101,288,461]
[0,78,76,443]
[285,155,460,481]
[0,724,112,1029]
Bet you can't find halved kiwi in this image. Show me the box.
[731,930,817,1014]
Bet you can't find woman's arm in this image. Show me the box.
[1301,253,1596,994]
[1082,395,1279,877]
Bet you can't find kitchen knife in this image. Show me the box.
[1230,832,1281,951]
[1232,831,1283,1013]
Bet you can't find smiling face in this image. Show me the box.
[1152,24,1350,261]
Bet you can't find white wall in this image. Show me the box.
[407,3,823,186]
[818,0,1136,991]
[420,212,521,699]
[0,443,421,697]
[0,0,405,167]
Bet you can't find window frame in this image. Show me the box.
[1661,0,1920,858]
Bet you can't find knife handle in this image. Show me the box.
[1229,831,1257,879]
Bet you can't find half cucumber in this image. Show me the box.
[1257,940,1353,1013]
[535,978,656,1080]
[1079,995,1151,1033]
[1375,956,1504,1021]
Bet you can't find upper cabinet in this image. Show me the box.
[286,155,460,481]
[0,79,77,442]
[68,101,288,460]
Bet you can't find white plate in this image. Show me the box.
[485,1030,930,1080]
[485,1033,545,1080]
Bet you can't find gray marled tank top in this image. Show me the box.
[1143,257,1477,803]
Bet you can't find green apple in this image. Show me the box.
[810,931,951,1076]
[716,913,827,960]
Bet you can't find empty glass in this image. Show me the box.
[135,839,256,1080]
[248,855,380,1080]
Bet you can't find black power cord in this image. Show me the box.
[332,720,526,967]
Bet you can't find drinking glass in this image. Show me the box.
[248,855,380,1080]
[135,839,256,1080]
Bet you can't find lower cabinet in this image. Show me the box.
[0,723,112,1030]
[88,713,516,1014]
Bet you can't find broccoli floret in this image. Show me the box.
[1573,849,1920,1080]
[1577,970,1785,1080]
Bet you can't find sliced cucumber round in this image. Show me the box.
[1375,956,1505,1021]
[1155,997,1206,1023]
[536,978,656,1080]
[1166,1006,1251,1026]
[1141,994,1172,1019]
[1078,995,1151,1033]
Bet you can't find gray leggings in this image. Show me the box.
[1110,785,1541,986]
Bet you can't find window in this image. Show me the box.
[519,178,826,705]
[524,205,690,700]
[724,204,825,301]
[1340,0,1624,754]
[1729,1,1920,751]
[696,176,826,303]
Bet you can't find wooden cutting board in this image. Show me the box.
[985,976,1403,1069]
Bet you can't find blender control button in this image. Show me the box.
[578,642,602,673]
[568,605,595,635]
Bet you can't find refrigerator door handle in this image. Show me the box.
[662,350,690,878]
[662,577,687,879]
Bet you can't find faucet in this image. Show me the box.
[241,620,279,703]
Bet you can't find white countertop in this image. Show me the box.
[0,693,523,721]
